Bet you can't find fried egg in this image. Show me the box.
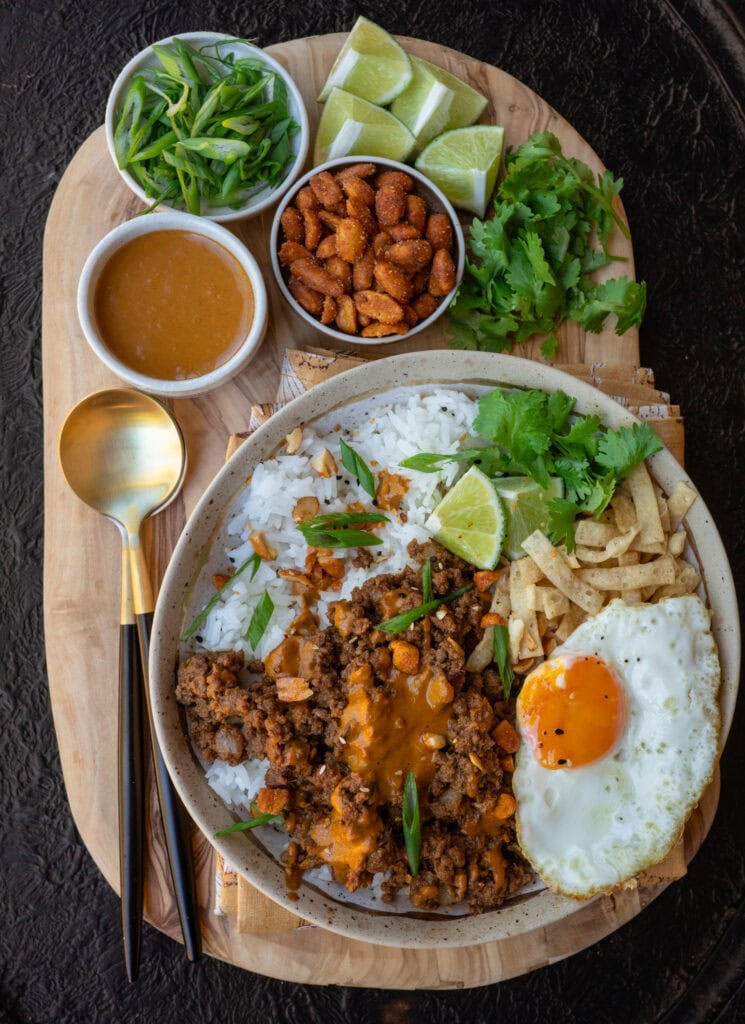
[512,595,720,898]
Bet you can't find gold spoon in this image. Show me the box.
[58,388,200,980]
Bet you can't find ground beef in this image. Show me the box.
[176,541,533,912]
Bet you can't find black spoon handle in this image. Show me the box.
[118,622,145,983]
[136,611,202,963]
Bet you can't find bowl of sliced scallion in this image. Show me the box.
[105,32,310,222]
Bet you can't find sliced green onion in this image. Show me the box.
[297,510,389,549]
[214,803,283,838]
[246,591,274,649]
[493,623,514,700]
[181,552,261,642]
[340,439,376,499]
[421,559,433,604]
[402,770,421,876]
[378,584,473,635]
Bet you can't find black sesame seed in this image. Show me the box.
[555,728,564,735]
[558,758,567,765]
[195,635,203,644]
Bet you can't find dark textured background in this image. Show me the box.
[2,0,744,1021]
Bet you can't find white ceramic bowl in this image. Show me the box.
[77,210,268,398]
[104,32,310,222]
[269,156,465,345]
[149,350,739,948]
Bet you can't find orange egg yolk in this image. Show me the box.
[516,654,626,769]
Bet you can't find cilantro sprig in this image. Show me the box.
[447,131,646,355]
[473,388,662,549]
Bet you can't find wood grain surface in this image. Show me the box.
[39,33,703,988]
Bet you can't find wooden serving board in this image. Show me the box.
[41,33,696,988]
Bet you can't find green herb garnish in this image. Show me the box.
[214,802,283,838]
[297,511,389,549]
[379,584,473,635]
[471,388,662,549]
[421,559,433,604]
[246,591,274,649]
[340,439,376,499]
[493,624,514,700]
[181,552,261,641]
[447,131,646,354]
[402,770,421,876]
[114,37,299,213]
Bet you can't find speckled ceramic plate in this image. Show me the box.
[149,350,739,948]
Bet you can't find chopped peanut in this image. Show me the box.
[494,792,516,819]
[500,755,515,773]
[311,448,338,478]
[256,787,290,815]
[421,732,447,750]
[390,639,420,675]
[292,495,320,523]
[250,530,277,560]
[348,664,374,686]
[285,427,303,454]
[426,673,454,707]
[276,676,313,702]
[493,719,520,754]
[480,612,506,628]
[469,752,485,771]
[474,570,501,591]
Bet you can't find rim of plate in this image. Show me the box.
[149,350,740,948]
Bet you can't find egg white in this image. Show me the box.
[512,595,721,899]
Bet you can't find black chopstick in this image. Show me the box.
[136,611,202,963]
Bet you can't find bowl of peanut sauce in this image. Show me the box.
[77,210,268,397]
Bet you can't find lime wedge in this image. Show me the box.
[415,125,505,217]
[390,55,488,151]
[314,88,415,164]
[492,477,565,560]
[317,17,412,105]
[425,466,506,569]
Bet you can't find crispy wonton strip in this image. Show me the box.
[577,555,676,590]
[510,558,542,659]
[466,573,510,672]
[668,481,698,530]
[522,531,604,615]
[626,463,665,544]
[574,521,618,547]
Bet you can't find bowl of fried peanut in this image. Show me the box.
[269,157,465,344]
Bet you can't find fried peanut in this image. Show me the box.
[250,530,277,560]
[345,196,376,234]
[353,290,405,324]
[388,222,421,241]
[375,184,406,227]
[317,209,344,231]
[402,304,418,327]
[311,448,338,477]
[280,206,305,244]
[390,640,420,674]
[373,260,414,304]
[309,170,344,209]
[256,787,290,815]
[406,194,428,233]
[386,239,433,272]
[411,292,438,320]
[290,258,345,297]
[278,240,314,265]
[474,569,501,591]
[285,428,303,454]
[493,719,520,753]
[335,293,357,334]
[336,217,368,262]
[494,792,516,819]
[292,495,320,522]
[428,247,457,295]
[342,175,376,206]
[320,295,337,325]
[376,169,414,192]
[335,162,377,181]
[373,231,393,258]
[324,255,353,291]
[302,209,323,250]
[426,213,454,252]
[295,186,319,211]
[353,247,375,291]
[315,234,337,259]
[288,275,323,314]
[360,320,409,337]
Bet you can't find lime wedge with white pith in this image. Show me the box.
[425,466,506,569]
[415,124,505,217]
[493,477,565,560]
[390,55,488,151]
[314,88,415,164]
[317,17,412,105]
